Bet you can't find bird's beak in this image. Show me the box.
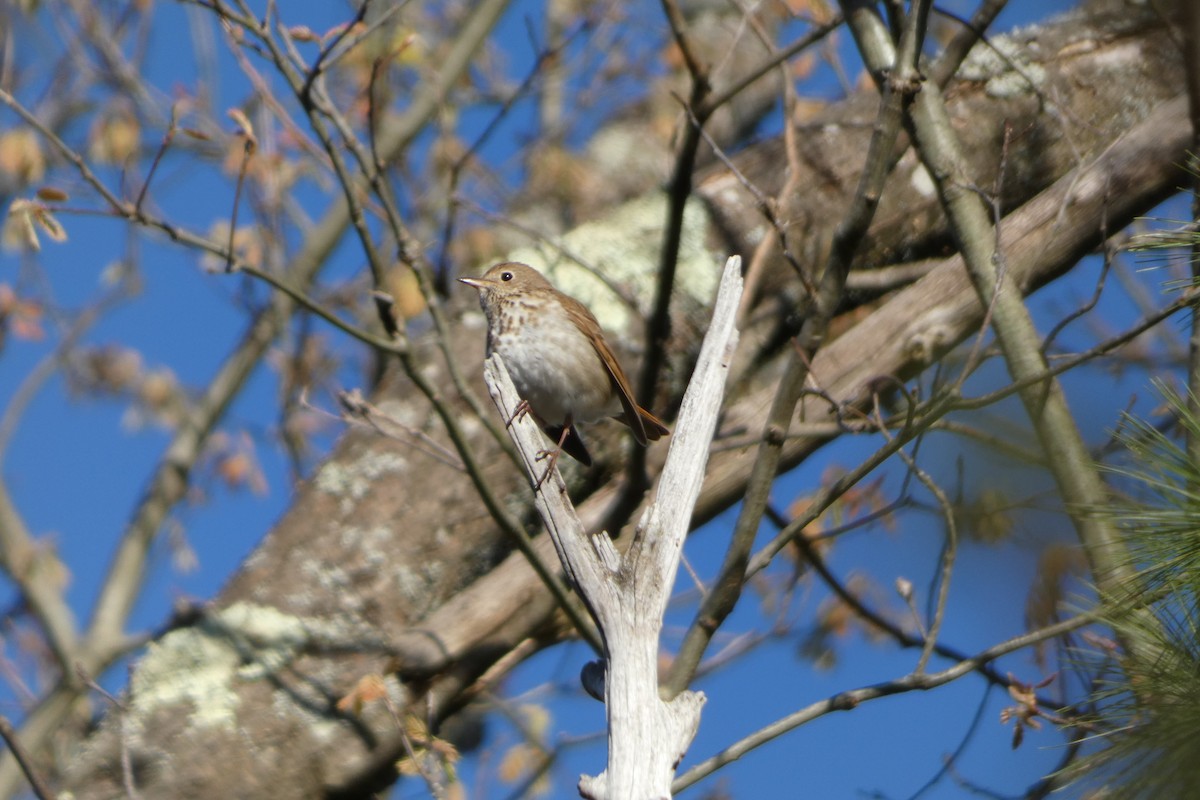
[458,276,487,290]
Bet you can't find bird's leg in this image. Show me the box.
[533,417,573,490]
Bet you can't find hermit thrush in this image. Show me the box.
[459,262,669,469]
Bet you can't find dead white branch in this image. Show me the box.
[483,254,743,799]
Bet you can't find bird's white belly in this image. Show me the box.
[492,316,616,425]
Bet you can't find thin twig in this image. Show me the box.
[660,0,709,90]
[77,666,142,800]
[1040,195,1113,357]
[327,389,465,471]
[225,136,256,272]
[0,716,54,800]
[873,396,958,675]
[134,104,179,213]
[672,608,1100,793]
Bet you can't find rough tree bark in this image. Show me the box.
[44,4,1188,799]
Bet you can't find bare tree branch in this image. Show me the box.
[672,607,1101,793]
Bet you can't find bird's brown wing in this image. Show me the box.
[561,295,657,445]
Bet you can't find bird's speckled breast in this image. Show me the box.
[488,296,617,425]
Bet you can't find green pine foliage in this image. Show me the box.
[1063,382,1200,798]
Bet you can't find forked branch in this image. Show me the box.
[482,255,744,799]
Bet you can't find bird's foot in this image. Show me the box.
[532,447,561,490]
[507,399,531,428]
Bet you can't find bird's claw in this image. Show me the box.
[532,447,561,490]
[507,399,532,428]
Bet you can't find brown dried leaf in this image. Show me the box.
[36,187,68,202]
[91,346,144,391]
[498,742,547,793]
[660,40,683,72]
[395,755,423,777]
[217,453,252,490]
[12,307,45,341]
[287,25,319,42]
[518,704,551,740]
[498,743,532,783]
[817,595,852,637]
[88,107,141,164]
[959,488,1014,545]
[336,673,389,716]
[137,368,175,408]
[227,108,256,144]
[786,0,836,23]
[1025,545,1087,668]
[791,51,817,81]
[33,207,66,243]
[388,29,424,66]
[385,265,427,321]
[395,713,461,779]
[320,22,350,43]
[211,432,269,496]
[787,495,825,536]
[0,129,46,184]
[792,97,831,125]
[836,473,887,523]
[202,223,263,270]
[797,626,837,671]
[3,199,40,251]
[0,284,45,340]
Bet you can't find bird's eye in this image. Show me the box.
[501,271,513,281]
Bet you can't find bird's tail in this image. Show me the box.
[634,406,670,442]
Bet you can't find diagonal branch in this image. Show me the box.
[0,717,51,800]
[0,484,79,676]
[672,606,1101,793]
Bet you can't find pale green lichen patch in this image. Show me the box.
[958,36,1046,98]
[338,524,392,554]
[393,560,444,612]
[220,602,311,679]
[504,193,720,336]
[315,450,408,513]
[302,558,352,595]
[129,602,318,731]
[130,621,242,730]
